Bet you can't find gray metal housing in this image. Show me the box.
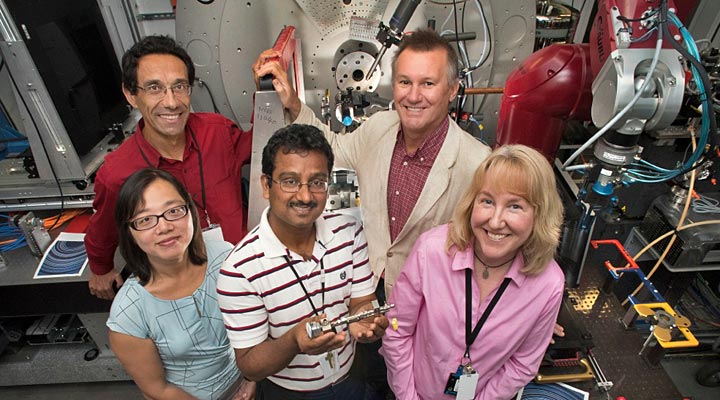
[175,0,537,143]
[0,0,138,210]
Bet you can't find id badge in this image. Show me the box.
[444,365,464,395]
[202,224,224,242]
[318,350,339,378]
[456,372,479,400]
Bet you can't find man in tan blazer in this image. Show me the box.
[255,29,491,298]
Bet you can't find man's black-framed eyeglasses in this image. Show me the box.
[136,82,192,98]
[129,204,189,231]
[267,176,329,193]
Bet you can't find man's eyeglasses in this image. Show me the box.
[136,83,192,99]
[129,205,189,231]
[267,176,329,193]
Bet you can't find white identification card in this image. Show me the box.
[202,225,225,242]
[318,350,339,378]
[456,372,479,400]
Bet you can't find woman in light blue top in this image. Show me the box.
[106,168,254,400]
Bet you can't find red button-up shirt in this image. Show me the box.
[387,118,449,242]
[85,113,252,275]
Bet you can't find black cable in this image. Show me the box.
[468,0,492,73]
[471,0,493,115]
[460,3,467,78]
[451,1,464,115]
[195,78,221,114]
[616,10,657,24]
[460,0,474,112]
[678,156,708,176]
[660,1,719,153]
[451,0,462,66]
[455,83,464,123]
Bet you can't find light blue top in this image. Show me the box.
[107,240,239,400]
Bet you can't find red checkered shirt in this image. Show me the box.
[387,117,449,242]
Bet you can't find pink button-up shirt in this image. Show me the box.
[382,224,564,400]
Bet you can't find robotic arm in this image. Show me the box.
[496,0,718,289]
[498,0,715,198]
[582,0,687,196]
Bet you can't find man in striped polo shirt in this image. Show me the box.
[217,124,388,399]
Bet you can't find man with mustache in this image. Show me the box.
[86,35,251,300]
[217,124,388,399]
[255,29,492,398]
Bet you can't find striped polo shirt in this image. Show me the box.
[217,208,374,391]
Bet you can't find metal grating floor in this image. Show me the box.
[568,241,720,400]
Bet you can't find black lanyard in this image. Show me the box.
[135,125,209,223]
[465,269,511,358]
[285,255,326,316]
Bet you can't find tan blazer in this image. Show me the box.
[294,103,491,296]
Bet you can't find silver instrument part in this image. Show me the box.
[306,301,394,338]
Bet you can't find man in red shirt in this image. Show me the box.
[86,36,251,300]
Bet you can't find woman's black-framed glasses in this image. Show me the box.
[129,205,189,231]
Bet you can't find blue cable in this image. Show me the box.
[622,11,710,184]
[0,219,27,252]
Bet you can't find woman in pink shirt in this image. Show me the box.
[382,145,565,400]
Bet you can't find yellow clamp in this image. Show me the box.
[633,302,699,349]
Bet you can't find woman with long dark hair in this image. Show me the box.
[107,168,253,399]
